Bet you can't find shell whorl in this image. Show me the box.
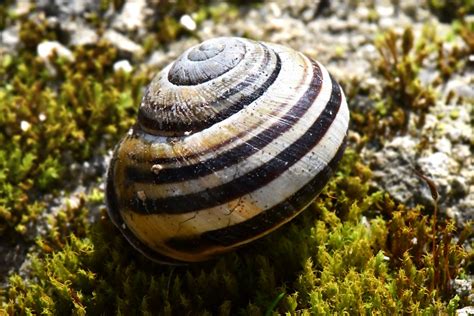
[168,38,244,85]
[137,37,281,137]
[107,37,350,264]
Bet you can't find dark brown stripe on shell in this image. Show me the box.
[127,75,342,215]
[137,44,280,136]
[105,145,189,265]
[129,54,309,166]
[126,60,321,184]
[165,139,347,252]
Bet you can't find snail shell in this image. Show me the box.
[106,37,349,264]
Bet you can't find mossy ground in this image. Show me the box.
[0,1,472,314]
[2,150,469,315]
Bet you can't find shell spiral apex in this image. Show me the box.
[106,37,350,264]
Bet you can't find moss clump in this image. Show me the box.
[375,27,436,131]
[0,17,148,240]
[427,0,474,23]
[0,0,15,31]
[2,150,469,314]
[349,27,434,143]
[350,21,473,145]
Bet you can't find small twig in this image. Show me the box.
[412,167,439,292]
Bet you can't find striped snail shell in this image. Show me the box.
[106,37,349,264]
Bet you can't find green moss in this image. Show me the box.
[0,0,15,31]
[376,27,436,130]
[350,22,472,144]
[1,149,469,314]
[0,19,148,240]
[427,0,474,23]
[0,2,471,314]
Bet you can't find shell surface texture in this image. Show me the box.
[106,37,350,264]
